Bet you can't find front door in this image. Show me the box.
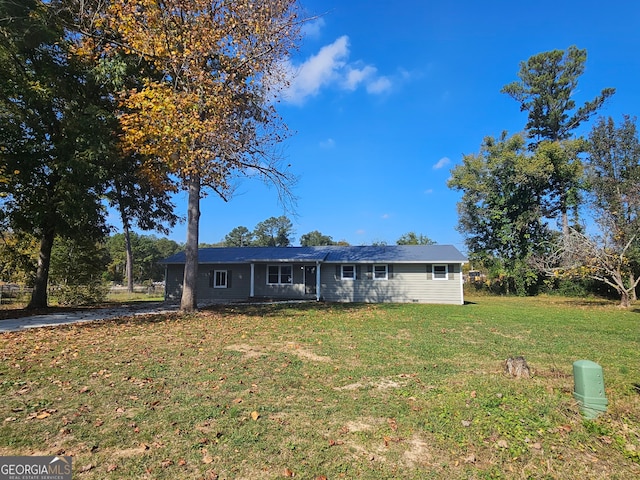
[304,266,316,295]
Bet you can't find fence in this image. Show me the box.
[0,283,165,306]
[0,284,32,305]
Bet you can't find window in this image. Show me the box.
[267,265,293,285]
[373,264,388,280]
[341,265,355,280]
[210,270,227,288]
[433,264,448,280]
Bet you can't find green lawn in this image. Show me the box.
[1,296,639,479]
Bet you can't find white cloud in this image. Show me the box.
[381,213,390,219]
[433,157,450,170]
[344,65,376,90]
[283,36,393,105]
[424,188,434,194]
[301,17,325,38]
[366,76,392,94]
[283,36,349,105]
[319,138,335,149]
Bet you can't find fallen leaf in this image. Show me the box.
[160,459,173,468]
[80,464,94,473]
[36,411,51,419]
[250,411,260,421]
[461,420,472,427]
[106,464,118,472]
[178,458,187,466]
[283,467,295,477]
[202,455,213,464]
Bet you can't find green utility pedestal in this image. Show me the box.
[573,360,607,419]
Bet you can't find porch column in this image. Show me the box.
[250,263,255,298]
[316,262,321,301]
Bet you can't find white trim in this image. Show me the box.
[316,261,321,301]
[432,264,448,280]
[373,264,388,280]
[213,270,227,288]
[341,264,355,280]
[250,263,255,297]
[267,264,293,285]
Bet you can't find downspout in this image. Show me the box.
[250,263,255,298]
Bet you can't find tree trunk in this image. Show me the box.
[630,272,637,302]
[123,223,134,294]
[180,174,200,311]
[27,226,55,310]
[619,289,630,308]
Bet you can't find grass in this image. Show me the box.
[1,295,639,479]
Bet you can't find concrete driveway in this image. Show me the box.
[0,302,180,333]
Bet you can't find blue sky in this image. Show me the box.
[142,0,640,251]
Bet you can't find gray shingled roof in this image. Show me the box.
[161,245,467,264]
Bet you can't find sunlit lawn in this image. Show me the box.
[1,295,639,479]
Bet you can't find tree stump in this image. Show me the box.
[505,356,531,378]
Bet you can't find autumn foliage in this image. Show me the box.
[98,0,300,192]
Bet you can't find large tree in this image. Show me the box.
[223,226,254,247]
[300,230,335,246]
[448,133,552,294]
[0,0,112,308]
[502,46,614,236]
[502,46,614,145]
[253,216,294,247]
[94,0,301,311]
[587,115,640,302]
[396,232,435,245]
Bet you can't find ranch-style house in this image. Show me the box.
[162,244,468,305]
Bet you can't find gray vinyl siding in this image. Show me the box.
[320,263,463,304]
[252,264,311,298]
[165,262,464,305]
[165,264,251,302]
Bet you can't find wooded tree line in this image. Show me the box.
[0,0,302,310]
[448,46,640,306]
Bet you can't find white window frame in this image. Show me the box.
[267,264,293,285]
[213,270,228,288]
[433,264,448,280]
[373,264,388,280]
[341,265,355,280]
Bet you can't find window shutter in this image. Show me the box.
[448,264,455,280]
[356,265,361,280]
[227,270,232,288]
[388,264,394,279]
[367,265,373,280]
[426,264,432,280]
[335,265,340,279]
[208,270,214,288]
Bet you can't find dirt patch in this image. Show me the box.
[226,342,332,363]
[403,434,435,467]
[334,375,410,391]
[226,343,267,359]
[284,342,332,362]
